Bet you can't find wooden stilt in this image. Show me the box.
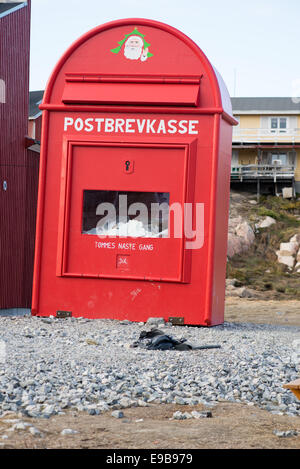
[292,178,296,198]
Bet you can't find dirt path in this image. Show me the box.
[1,402,300,449]
[0,298,299,450]
[225,297,300,326]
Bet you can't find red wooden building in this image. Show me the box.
[0,1,38,309]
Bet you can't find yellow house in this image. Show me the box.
[231,97,300,195]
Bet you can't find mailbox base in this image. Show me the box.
[32,275,226,326]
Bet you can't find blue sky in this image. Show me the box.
[30,0,300,98]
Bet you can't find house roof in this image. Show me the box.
[231,97,300,114]
[29,90,44,119]
[0,2,25,16]
[29,91,300,116]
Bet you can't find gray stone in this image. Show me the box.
[172,411,185,420]
[256,216,276,229]
[87,408,100,416]
[174,397,186,405]
[119,397,133,408]
[29,426,42,436]
[41,318,52,324]
[274,430,298,438]
[191,410,213,419]
[11,422,31,431]
[41,404,56,418]
[25,405,42,418]
[137,399,148,407]
[111,410,124,419]
[0,311,299,420]
[146,317,165,326]
[61,428,79,435]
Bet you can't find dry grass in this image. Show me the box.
[227,194,300,298]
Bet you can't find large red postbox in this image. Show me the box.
[32,18,236,325]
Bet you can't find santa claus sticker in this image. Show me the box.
[110,27,153,62]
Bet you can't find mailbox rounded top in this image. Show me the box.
[42,18,233,120]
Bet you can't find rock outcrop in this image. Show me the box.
[276,233,300,271]
[225,279,258,298]
[255,216,276,229]
[227,217,255,258]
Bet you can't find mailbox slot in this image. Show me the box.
[82,190,170,237]
[62,75,201,106]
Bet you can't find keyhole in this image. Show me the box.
[125,160,130,171]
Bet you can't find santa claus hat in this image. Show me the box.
[110,27,153,57]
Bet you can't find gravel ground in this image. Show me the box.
[0,314,299,422]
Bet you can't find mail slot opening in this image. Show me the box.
[82,190,170,237]
[62,78,201,107]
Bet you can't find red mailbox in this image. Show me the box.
[32,18,236,325]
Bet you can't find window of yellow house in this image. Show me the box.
[271,153,287,165]
[270,117,287,133]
